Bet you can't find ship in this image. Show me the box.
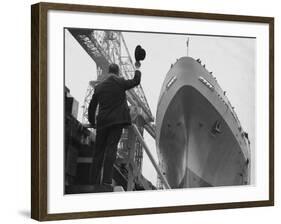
[156,57,251,189]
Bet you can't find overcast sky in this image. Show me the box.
[65,29,255,186]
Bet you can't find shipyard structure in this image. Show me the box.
[65,29,160,193]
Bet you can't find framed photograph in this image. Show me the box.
[31,2,274,221]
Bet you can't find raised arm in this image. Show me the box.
[116,70,141,90]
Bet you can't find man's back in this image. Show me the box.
[88,71,141,129]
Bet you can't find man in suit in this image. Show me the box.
[88,63,141,190]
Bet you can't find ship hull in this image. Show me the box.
[156,57,250,188]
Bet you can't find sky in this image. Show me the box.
[65,29,256,186]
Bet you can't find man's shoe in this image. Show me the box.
[92,184,113,193]
[102,183,114,192]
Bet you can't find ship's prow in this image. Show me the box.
[156,57,251,189]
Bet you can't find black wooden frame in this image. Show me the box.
[31,2,274,221]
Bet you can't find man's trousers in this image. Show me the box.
[90,125,123,185]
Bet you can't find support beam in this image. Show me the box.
[131,124,171,189]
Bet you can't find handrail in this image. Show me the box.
[131,124,171,189]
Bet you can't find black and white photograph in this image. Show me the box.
[64,28,255,194]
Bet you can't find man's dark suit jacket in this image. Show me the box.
[88,71,141,130]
